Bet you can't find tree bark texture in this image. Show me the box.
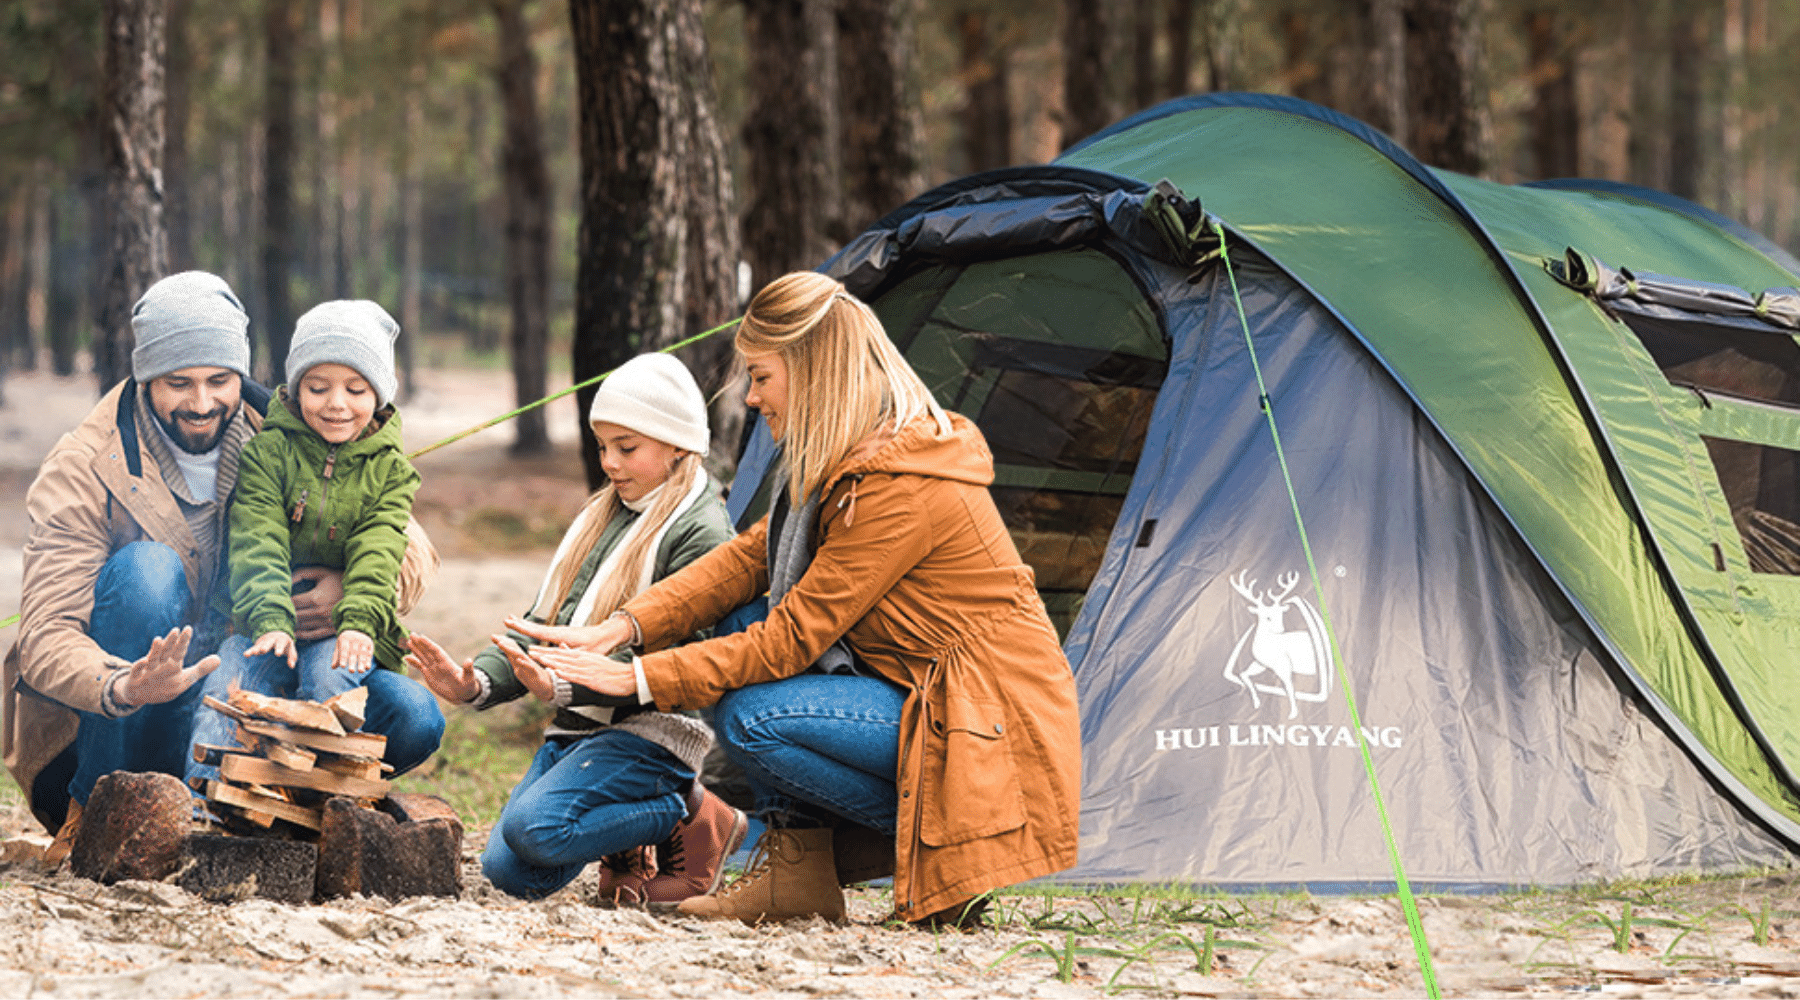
[569,0,742,489]
[1131,0,1156,111]
[1667,3,1704,200]
[262,0,298,385]
[837,0,926,233]
[1060,0,1109,149]
[1526,6,1578,179]
[740,0,839,288]
[1164,0,1194,99]
[1403,0,1487,175]
[398,84,423,403]
[957,8,1012,173]
[164,0,192,271]
[1199,0,1238,91]
[98,0,169,392]
[492,0,552,455]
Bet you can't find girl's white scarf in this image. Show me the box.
[529,471,710,627]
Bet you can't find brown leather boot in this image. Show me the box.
[674,826,845,923]
[41,799,83,868]
[637,784,747,902]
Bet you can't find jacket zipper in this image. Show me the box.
[312,445,340,550]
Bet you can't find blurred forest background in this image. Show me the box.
[0,0,1793,483]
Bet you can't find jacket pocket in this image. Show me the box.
[918,693,1026,846]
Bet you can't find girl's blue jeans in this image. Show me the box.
[187,632,445,788]
[480,729,694,899]
[712,599,903,834]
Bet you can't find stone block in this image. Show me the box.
[70,771,192,884]
[176,834,318,904]
[316,797,461,901]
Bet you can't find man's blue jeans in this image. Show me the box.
[67,541,212,808]
[481,730,693,899]
[188,633,446,787]
[711,598,903,834]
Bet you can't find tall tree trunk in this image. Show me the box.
[1279,7,1329,106]
[262,0,298,384]
[1131,0,1156,111]
[23,164,51,371]
[1721,0,1746,222]
[316,0,346,299]
[1061,0,1109,149]
[1199,0,1238,91]
[837,0,926,233]
[98,0,169,391]
[957,8,1012,172]
[1526,6,1578,179]
[164,0,192,270]
[1666,3,1703,201]
[569,0,740,490]
[1404,0,1487,174]
[47,191,80,377]
[740,0,839,288]
[1626,0,1666,188]
[398,83,423,402]
[492,0,551,455]
[1164,0,1194,98]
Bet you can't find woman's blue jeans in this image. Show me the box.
[481,730,693,900]
[187,632,446,788]
[711,599,903,834]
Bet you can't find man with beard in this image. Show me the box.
[2,272,440,861]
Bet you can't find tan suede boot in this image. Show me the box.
[674,827,846,923]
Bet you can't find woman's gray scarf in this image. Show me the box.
[768,476,858,675]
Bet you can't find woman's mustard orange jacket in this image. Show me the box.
[623,412,1081,920]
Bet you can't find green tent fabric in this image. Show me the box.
[1059,93,1800,842]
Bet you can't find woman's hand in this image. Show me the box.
[245,630,298,668]
[334,629,376,674]
[404,633,480,703]
[491,635,558,703]
[526,644,638,700]
[504,615,633,655]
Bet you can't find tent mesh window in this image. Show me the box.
[1702,436,1800,574]
[876,249,1168,639]
[1620,312,1800,407]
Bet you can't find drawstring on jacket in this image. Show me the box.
[837,474,864,528]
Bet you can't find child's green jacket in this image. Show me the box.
[229,387,420,669]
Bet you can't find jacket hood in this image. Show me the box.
[267,384,404,456]
[831,411,993,491]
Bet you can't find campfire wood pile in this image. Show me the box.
[192,684,395,833]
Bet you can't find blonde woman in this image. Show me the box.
[508,272,1082,926]
[405,354,744,903]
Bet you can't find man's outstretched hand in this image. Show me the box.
[112,625,220,709]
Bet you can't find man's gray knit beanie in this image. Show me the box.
[286,300,401,409]
[130,271,252,383]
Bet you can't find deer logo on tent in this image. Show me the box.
[1224,570,1331,719]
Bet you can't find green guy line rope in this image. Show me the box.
[1216,221,1442,999]
[0,314,745,635]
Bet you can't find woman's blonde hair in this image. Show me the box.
[737,272,950,505]
[528,450,700,626]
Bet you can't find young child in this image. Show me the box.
[229,298,419,704]
[405,353,745,903]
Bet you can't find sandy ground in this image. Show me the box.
[5,365,1800,998]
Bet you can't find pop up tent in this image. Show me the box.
[725,93,1800,886]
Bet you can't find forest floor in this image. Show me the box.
[2,363,1800,998]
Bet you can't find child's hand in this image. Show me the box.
[334,630,375,674]
[245,630,298,668]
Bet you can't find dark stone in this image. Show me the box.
[316,798,460,901]
[70,772,192,884]
[378,793,464,844]
[176,834,318,904]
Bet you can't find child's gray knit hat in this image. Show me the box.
[286,300,401,408]
[131,271,252,382]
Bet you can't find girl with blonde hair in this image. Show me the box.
[406,353,745,903]
[511,271,1082,926]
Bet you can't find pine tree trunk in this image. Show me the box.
[262,0,298,383]
[1061,0,1109,149]
[1164,0,1194,99]
[398,84,423,403]
[569,0,741,489]
[1279,8,1328,107]
[164,0,192,270]
[98,0,169,391]
[837,0,926,233]
[740,0,839,288]
[1404,0,1487,174]
[1667,3,1703,200]
[957,8,1011,172]
[1526,6,1578,179]
[493,0,551,455]
[1626,0,1666,188]
[1199,0,1238,91]
[1131,0,1156,111]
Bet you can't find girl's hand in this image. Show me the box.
[245,630,298,668]
[334,629,375,674]
[526,644,638,699]
[504,615,633,655]
[491,635,558,703]
[404,633,480,703]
